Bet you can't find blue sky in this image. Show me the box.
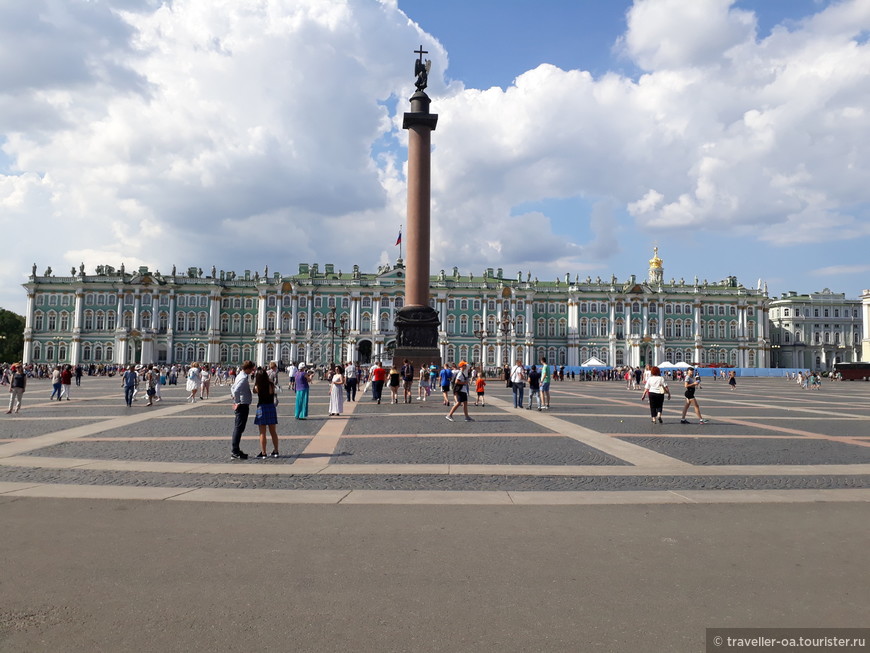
[1,0,869,314]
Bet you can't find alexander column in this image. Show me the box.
[393,46,441,369]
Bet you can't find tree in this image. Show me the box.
[0,308,25,362]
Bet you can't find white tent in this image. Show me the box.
[581,356,608,367]
[658,361,676,368]
[674,361,692,369]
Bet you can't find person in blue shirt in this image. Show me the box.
[439,363,453,406]
[122,365,138,407]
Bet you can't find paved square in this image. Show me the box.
[1,374,869,502]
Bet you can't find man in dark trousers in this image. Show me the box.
[230,360,256,459]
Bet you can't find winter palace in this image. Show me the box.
[20,250,864,370]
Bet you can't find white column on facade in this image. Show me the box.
[133,292,141,331]
[642,302,649,337]
[69,289,84,365]
[351,296,360,331]
[255,292,268,366]
[438,297,446,332]
[291,294,298,334]
[525,297,533,338]
[116,293,124,327]
[208,293,221,364]
[306,292,314,331]
[22,291,35,364]
[373,295,381,335]
[167,292,176,364]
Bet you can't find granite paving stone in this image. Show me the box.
[331,436,628,466]
[617,436,870,465]
[25,439,312,463]
[341,414,557,436]
[0,418,110,439]
[0,465,869,491]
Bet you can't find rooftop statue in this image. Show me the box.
[414,45,431,92]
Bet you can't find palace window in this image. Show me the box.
[448,300,455,310]
[460,299,468,311]
[233,314,241,333]
[361,313,371,332]
[362,297,372,308]
[447,316,456,335]
[460,315,469,335]
[60,312,70,331]
[107,311,116,330]
[244,315,254,334]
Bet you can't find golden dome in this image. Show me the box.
[649,246,663,269]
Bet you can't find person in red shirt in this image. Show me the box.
[60,365,73,401]
[474,374,487,406]
[370,360,387,404]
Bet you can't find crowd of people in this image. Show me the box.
[1,354,841,460]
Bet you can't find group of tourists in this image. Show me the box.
[637,365,710,424]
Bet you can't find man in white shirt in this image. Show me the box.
[286,361,298,391]
[344,361,357,401]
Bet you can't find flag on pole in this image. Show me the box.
[395,230,402,246]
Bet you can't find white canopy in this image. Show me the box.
[581,356,608,367]
[657,361,676,368]
[674,361,692,368]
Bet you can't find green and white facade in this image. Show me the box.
[22,252,775,368]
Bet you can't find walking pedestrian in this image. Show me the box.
[474,373,486,406]
[6,364,25,414]
[439,363,452,405]
[74,364,83,387]
[679,367,708,424]
[186,362,201,402]
[370,360,386,404]
[400,359,414,403]
[200,366,211,399]
[144,364,158,407]
[510,359,526,408]
[728,370,737,390]
[388,364,401,404]
[122,365,137,407]
[344,361,357,402]
[446,361,473,422]
[49,366,62,401]
[230,360,255,459]
[641,365,671,423]
[294,364,311,419]
[417,366,430,402]
[253,367,280,459]
[527,364,542,410]
[60,365,72,400]
[540,357,552,409]
[328,364,345,416]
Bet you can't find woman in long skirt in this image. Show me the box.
[328,364,345,416]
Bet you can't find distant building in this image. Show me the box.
[769,289,863,370]
[862,288,870,363]
[22,251,772,368]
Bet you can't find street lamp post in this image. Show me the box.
[499,311,517,368]
[473,327,486,370]
[327,307,349,366]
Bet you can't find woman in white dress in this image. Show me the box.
[328,364,345,416]
[186,362,202,402]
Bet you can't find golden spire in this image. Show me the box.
[649,246,663,270]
